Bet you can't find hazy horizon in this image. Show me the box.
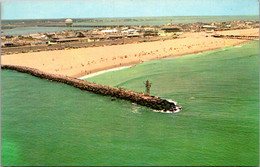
[2,14,259,21]
[2,0,259,20]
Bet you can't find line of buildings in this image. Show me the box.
[1,18,259,48]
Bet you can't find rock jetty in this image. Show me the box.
[2,64,182,113]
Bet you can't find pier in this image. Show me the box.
[1,64,181,113]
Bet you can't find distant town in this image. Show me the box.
[1,18,259,55]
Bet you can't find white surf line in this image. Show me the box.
[78,65,133,80]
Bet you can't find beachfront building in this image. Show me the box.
[142,27,158,37]
[127,34,141,38]
[121,27,140,36]
[202,25,216,33]
[158,26,183,37]
[101,29,118,34]
[127,29,135,34]
[45,33,56,39]
[226,25,232,28]
[88,37,100,42]
[4,42,15,47]
[107,35,123,40]
[76,31,86,37]
[121,30,128,34]
[121,27,129,31]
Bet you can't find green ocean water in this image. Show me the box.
[2,40,259,166]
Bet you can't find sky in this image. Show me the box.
[1,0,259,20]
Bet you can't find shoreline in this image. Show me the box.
[78,65,133,79]
[2,28,259,78]
[77,39,249,79]
[74,60,140,78]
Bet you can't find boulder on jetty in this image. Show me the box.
[1,64,181,113]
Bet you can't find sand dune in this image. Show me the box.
[1,28,259,78]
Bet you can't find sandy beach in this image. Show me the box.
[1,28,259,78]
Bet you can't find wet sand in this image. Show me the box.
[1,28,259,78]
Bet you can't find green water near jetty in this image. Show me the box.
[2,41,259,166]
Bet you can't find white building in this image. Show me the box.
[101,29,118,34]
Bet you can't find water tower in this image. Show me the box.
[65,18,73,30]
